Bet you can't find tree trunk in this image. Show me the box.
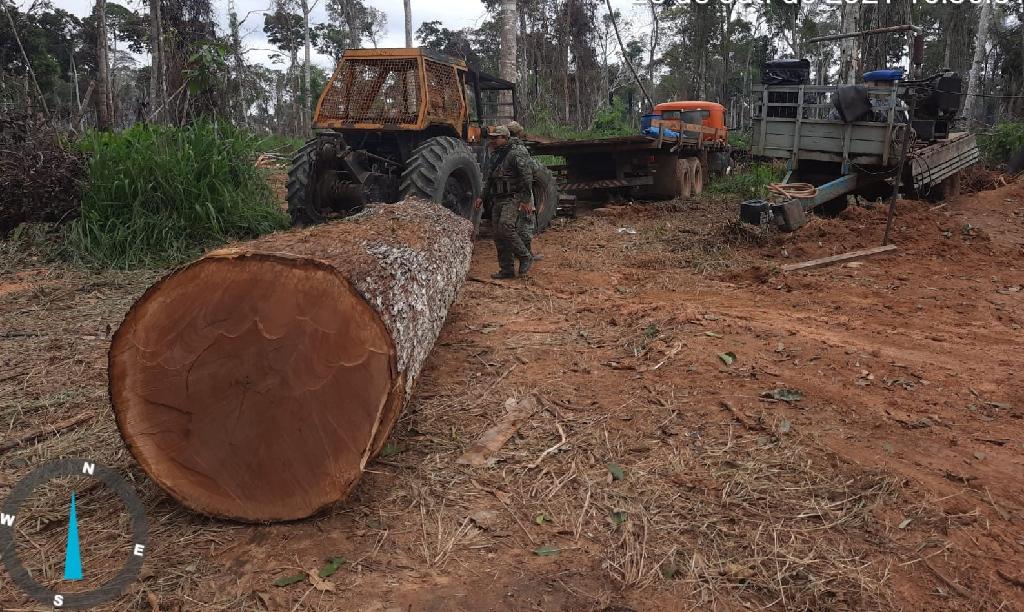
[149,0,163,122]
[95,0,113,130]
[498,0,517,123]
[962,0,992,124]
[109,201,474,522]
[301,0,312,131]
[404,0,413,47]
[839,1,860,84]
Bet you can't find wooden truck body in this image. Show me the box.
[746,82,979,230]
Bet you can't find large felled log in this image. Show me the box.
[109,200,473,521]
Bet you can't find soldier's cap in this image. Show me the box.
[507,121,524,136]
[490,125,510,138]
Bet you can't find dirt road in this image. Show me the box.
[1,180,1022,610]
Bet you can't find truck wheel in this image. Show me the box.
[926,172,961,203]
[401,136,483,225]
[532,162,559,233]
[677,159,693,199]
[689,158,705,196]
[286,138,322,226]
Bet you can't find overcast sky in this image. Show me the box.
[46,0,649,70]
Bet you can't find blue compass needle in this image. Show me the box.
[63,492,83,581]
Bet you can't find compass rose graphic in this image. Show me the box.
[0,458,149,609]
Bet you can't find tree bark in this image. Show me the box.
[149,0,163,122]
[94,0,113,130]
[498,0,517,123]
[404,0,413,47]
[839,1,860,85]
[109,200,474,522]
[962,0,993,124]
[301,0,312,131]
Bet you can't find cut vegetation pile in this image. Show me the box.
[70,122,289,268]
[0,114,85,238]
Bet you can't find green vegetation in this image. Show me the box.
[978,121,1024,166]
[70,123,289,268]
[529,102,635,141]
[707,162,785,199]
[728,131,750,150]
[255,134,307,157]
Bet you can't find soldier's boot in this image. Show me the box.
[494,237,517,278]
[518,255,534,276]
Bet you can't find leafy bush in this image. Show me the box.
[706,162,785,199]
[978,121,1024,166]
[528,102,635,141]
[70,122,289,268]
[255,134,306,156]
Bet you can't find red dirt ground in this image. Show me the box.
[1,178,1022,611]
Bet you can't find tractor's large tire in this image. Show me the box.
[532,162,559,233]
[286,138,321,226]
[401,136,483,226]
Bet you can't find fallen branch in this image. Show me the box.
[781,244,898,272]
[526,422,568,469]
[0,411,97,453]
[457,396,540,467]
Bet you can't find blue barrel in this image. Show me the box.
[862,68,904,82]
[640,113,658,131]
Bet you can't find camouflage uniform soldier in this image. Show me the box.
[507,121,544,262]
[475,125,535,279]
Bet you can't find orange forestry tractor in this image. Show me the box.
[287,48,559,231]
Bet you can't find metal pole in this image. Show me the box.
[882,96,916,246]
[805,24,920,45]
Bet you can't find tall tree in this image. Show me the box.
[148,0,163,120]
[404,0,412,47]
[962,0,993,123]
[498,0,517,123]
[838,1,860,84]
[300,0,312,128]
[94,0,112,129]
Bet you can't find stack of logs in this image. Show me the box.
[108,200,473,521]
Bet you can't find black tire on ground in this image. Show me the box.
[400,136,483,227]
[286,138,321,226]
[689,158,705,195]
[677,159,693,199]
[926,172,962,203]
[815,196,849,217]
[531,162,559,233]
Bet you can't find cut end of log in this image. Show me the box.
[109,253,396,521]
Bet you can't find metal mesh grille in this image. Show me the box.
[424,60,463,124]
[317,58,420,125]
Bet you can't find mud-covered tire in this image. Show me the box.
[400,136,483,226]
[286,138,321,226]
[531,162,559,233]
[689,158,705,195]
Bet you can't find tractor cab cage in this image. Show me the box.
[467,70,517,126]
[313,48,470,132]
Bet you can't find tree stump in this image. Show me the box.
[108,200,473,521]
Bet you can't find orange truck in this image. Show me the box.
[527,100,730,201]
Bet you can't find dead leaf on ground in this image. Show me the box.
[307,568,336,592]
[718,351,736,365]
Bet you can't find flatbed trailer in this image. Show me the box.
[527,114,730,201]
[744,82,979,230]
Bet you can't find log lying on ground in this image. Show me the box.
[109,200,473,522]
